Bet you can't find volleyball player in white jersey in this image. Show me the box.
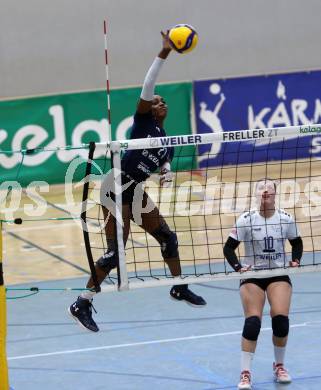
[223,178,303,390]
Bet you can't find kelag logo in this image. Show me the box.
[193,70,321,167]
[0,104,110,169]
[0,83,193,186]
[300,125,321,134]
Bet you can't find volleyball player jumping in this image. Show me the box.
[68,30,206,333]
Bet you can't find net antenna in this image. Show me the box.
[78,20,119,292]
[103,19,112,143]
[92,20,127,290]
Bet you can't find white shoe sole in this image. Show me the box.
[170,295,207,307]
[274,378,291,384]
[68,307,98,333]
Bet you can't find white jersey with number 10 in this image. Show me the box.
[229,209,300,269]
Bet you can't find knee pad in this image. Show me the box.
[152,224,178,258]
[242,316,261,341]
[272,315,289,338]
[96,250,119,272]
[162,231,178,258]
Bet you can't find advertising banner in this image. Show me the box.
[193,70,321,167]
[0,82,192,186]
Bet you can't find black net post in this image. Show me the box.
[81,141,101,293]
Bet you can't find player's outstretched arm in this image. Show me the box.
[137,31,172,114]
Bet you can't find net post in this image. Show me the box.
[81,142,101,293]
[0,221,9,390]
[111,142,128,290]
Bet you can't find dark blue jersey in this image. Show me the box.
[121,111,174,182]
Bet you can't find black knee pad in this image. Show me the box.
[272,315,289,338]
[161,231,178,258]
[96,250,119,272]
[151,225,179,258]
[242,316,261,341]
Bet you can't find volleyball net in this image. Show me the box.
[80,124,321,292]
[2,124,321,295]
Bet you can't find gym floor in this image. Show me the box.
[3,175,321,389]
[6,272,321,390]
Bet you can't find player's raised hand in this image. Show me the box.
[160,30,172,52]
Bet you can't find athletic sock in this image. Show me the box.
[241,351,254,372]
[274,346,286,365]
[80,290,96,301]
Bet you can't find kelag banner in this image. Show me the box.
[0,82,192,186]
[194,70,321,167]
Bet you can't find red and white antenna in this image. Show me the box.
[103,19,112,142]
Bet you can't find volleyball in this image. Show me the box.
[168,24,198,54]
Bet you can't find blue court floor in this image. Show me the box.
[6,272,321,390]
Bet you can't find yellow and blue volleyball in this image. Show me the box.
[168,24,198,54]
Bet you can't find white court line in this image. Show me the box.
[20,247,37,252]
[8,322,307,361]
[2,203,79,213]
[49,245,67,249]
[5,222,78,233]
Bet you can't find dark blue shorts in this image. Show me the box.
[108,174,144,205]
